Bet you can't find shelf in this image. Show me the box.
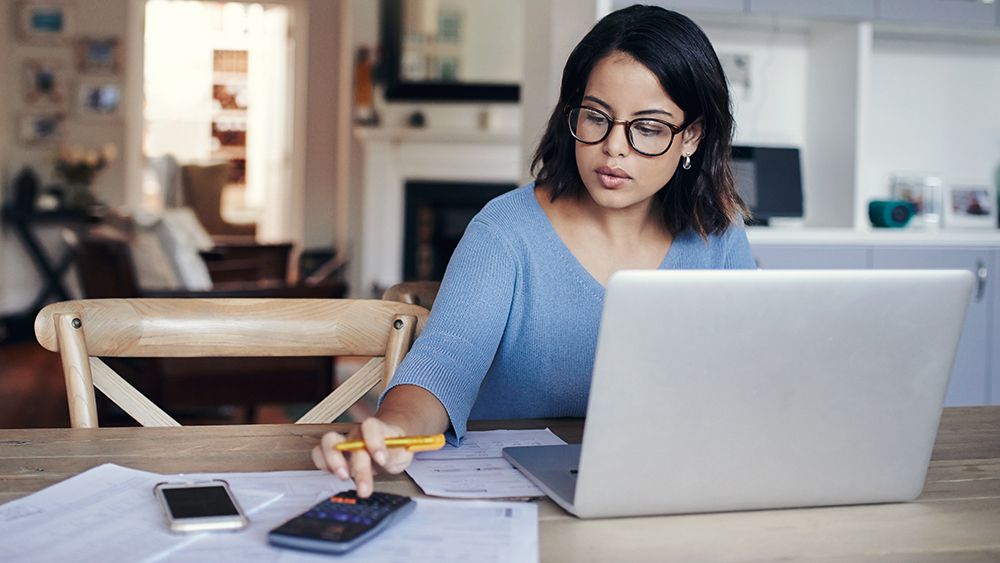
[212,109,247,119]
[748,227,1000,247]
[354,126,519,145]
[211,147,246,160]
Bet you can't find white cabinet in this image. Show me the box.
[641,0,747,15]
[749,0,876,20]
[752,245,869,269]
[871,247,992,407]
[751,236,998,406]
[993,250,1000,405]
[876,0,998,29]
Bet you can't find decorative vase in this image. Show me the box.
[64,182,98,211]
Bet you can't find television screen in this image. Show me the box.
[731,146,803,225]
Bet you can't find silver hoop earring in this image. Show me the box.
[682,153,692,170]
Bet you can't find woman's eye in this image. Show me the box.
[634,123,667,136]
[584,111,607,124]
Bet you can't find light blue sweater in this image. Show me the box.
[382,184,755,442]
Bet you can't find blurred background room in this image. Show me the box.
[2,0,999,428]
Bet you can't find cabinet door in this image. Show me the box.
[749,0,875,20]
[618,0,747,15]
[752,244,869,269]
[877,0,997,29]
[992,250,999,405]
[872,247,992,406]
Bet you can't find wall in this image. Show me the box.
[0,3,11,313]
[863,35,1000,207]
[345,0,525,295]
[1,0,131,315]
[1,0,345,314]
[301,0,341,249]
[700,19,808,147]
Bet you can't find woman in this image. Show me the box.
[314,5,754,497]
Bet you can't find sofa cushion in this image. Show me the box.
[153,208,214,291]
[131,218,182,291]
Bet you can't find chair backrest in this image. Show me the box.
[63,227,144,298]
[382,281,441,309]
[35,298,429,428]
[180,163,256,239]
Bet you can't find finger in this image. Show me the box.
[359,418,389,467]
[319,432,351,481]
[349,448,375,498]
[380,450,415,475]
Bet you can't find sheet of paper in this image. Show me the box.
[161,495,538,563]
[0,463,283,563]
[405,429,567,498]
[0,463,539,563]
[133,469,537,563]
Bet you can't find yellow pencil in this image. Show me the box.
[334,433,446,452]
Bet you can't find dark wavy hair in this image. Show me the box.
[530,5,749,237]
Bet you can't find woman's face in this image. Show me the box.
[573,51,702,213]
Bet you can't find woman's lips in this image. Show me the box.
[596,167,631,189]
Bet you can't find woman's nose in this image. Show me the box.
[603,121,631,157]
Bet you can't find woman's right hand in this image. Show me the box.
[311,417,416,498]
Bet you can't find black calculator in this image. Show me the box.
[268,490,415,554]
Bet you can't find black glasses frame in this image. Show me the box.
[565,105,685,157]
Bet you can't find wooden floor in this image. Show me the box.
[0,341,69,428]
[0,341,317,428]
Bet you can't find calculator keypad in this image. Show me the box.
[269,490,415,552]
[303,492,408,531]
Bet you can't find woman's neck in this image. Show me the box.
[539,184,666,245]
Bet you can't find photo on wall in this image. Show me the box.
[17,1,73,43]
[75,37,123,74]
[18,112,66,144]
[75,78,122,119]
[22,59,69,106]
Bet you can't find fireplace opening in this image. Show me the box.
[403,181,517,281]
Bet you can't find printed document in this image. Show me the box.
[406,429,566,498]
[0,463,538,563]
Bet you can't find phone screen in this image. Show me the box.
[161,486,239,519]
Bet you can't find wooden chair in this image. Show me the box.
[382,281,441,309]
[34,298,429,428]
[180,163,256,240]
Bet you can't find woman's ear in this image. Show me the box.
[680,119,704,156]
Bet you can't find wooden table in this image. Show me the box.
[1,408,998,561]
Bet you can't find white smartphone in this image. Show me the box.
[153,479,249,533]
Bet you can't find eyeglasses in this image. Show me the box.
[565,105,684,157]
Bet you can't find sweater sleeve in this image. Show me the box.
[379,218,517,442]
[723,223,756,269]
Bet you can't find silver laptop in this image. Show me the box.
[503,269,974,518]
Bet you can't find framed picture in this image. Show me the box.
[75,37,122,74]
[75,78,122,119]
[890,175,943,228]
[18,112,66,144]
[22,59,68,106]
[17,1,73,43]
[943,184,997,229]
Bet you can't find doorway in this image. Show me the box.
[142,0,295,241]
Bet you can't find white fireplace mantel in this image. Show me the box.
[355,126,522,295]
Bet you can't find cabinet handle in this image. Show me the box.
[975,260,988,302]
